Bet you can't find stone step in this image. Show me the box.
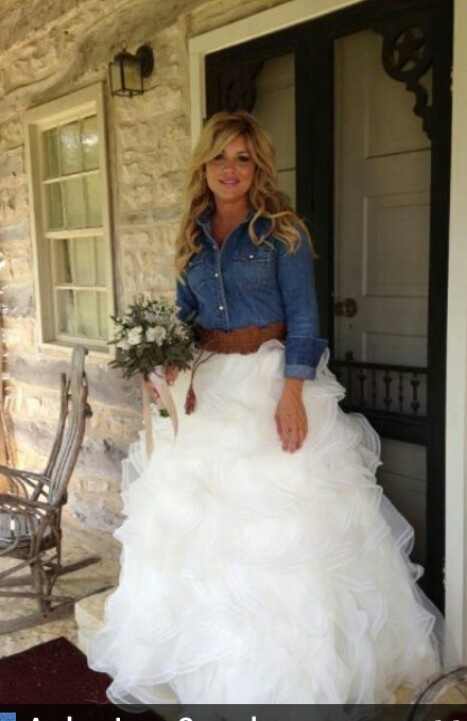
[75,588,114,655]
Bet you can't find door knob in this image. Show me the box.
[335,297,358,318]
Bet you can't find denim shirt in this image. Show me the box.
[176,209,328,380]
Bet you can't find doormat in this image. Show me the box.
[0,636,111,704]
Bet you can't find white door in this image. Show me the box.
[334,30,432,564]
[334,30,431,368]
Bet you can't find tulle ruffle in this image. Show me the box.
[88,343,442,704]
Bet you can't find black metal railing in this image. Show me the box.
[330,359,428,445]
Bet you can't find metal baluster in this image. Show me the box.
[398,372,404,413]
[347,365,353,404]
[358,367,367,407]
[410,373,421,414]
[383,368,392,410]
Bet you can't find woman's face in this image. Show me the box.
[204,135,256,207]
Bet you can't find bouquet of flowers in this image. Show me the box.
[109,295,195,453]
[109,295,194,379]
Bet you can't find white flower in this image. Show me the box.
[146,326,167,345]
[152,326,167,346]
[145,327,158,342]
[127,326,143,346]
[117,338,130,350]
[173,324,187,339]
[143,311,157,323]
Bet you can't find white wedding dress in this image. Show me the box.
[87,342,442,705]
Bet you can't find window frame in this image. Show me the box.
[25,82,115,354]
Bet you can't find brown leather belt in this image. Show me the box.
[194,322,286,354]
[185,322,286,414]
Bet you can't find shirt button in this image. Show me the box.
[214,272,219,278]
[219,305,224,311]
[249,254,255,259]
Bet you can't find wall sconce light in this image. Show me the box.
[109,43,155,98]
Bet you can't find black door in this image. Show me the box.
[205,0,452,611]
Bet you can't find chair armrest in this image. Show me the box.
[0,495,58,555]
[0,466,52,500]
[0,465,52,484]
[0,493,57,514]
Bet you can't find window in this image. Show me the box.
[25,83,114,351]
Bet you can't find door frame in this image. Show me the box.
[189,0,467,663]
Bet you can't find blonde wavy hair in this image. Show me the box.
[175,110,314,275]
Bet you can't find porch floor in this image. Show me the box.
[0,511,120,660]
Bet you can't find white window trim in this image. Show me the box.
[25,82,115,356]
[188,0,467,662]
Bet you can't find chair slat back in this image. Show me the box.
[43,373,68,479]
[0,506,28,541]
[48,346,89,506]
[0,511,10,538]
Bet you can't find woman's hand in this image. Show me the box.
[275,378,308,453]
[165,366,179,386]
[145,366,179,400]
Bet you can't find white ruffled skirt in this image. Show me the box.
[87,342,442,705]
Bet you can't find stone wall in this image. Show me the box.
[0,0,289,529]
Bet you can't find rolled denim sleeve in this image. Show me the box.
[176,277,198,325]
[277,234,328,380]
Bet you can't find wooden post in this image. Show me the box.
[0,302,15,491]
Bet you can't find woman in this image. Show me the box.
[88,111,443,704]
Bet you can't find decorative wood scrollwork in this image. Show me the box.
[375,25,433,139]
[217,60,264,113]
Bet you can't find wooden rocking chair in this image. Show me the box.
[0,345,110,633]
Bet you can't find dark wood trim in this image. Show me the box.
[295,33,335,345]
[205,0,453,610]
[205,32,298,118]
[312,0,452,38]
[343,407,428,445]
[424,0,453,613]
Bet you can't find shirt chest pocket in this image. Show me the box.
[232,247,275,290]
[186,255,207,292]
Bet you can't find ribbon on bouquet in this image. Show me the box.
[142,366,179,459]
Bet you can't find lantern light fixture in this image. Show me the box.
[109,43,154,98]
